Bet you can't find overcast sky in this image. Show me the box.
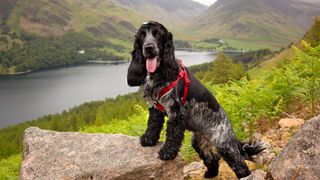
[193,0,217,6]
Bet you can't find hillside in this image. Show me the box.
[2,0,140,38]
[248,47,295,78]
[1,0,206,38]
[115,0,206,29]
[187,0,320,49]
[0,0,206,74]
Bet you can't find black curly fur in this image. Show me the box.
[127,21,266,179]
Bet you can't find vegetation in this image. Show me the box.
[196,53,246,84]
[0,154,21,179]
[248,48,295,79]
[233,49,273,65]
[0,32,130,74]
[304,17,320,47]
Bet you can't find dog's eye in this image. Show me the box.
[140,31,146,38]
[152,30,159,36]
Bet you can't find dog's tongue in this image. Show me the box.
[146,57,157,73]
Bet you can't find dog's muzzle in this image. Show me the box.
[143,43,158,58]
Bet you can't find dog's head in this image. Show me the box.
[127,21,179,86]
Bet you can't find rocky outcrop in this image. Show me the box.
[183,162,206,179]
[268,116,320,180]
[278,118,304,128]
[250,148,276,165]
[20,127,184,180]
[240,169,266,180]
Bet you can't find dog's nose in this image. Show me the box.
[144,44,154,52]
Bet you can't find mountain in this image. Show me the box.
[187,0,320,49]
[297,0,320,5]
[0,0,206,74]
[1,0,206,38]
[2,0,138,38]
[116,0,207,28]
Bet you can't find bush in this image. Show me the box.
[203,41,320,138]
[197,53,245,85]
[0,154,21,179]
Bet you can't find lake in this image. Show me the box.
[0,51,217,129]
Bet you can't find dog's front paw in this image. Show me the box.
[204,170,218,178]
[140,134,158,147]
[159,147,178,160]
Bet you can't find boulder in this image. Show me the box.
[240,169,266,180]
[250,149,276,165]
[269,116,320,180]
[20,127,184,180]
[183,161,206,179]
[278,118,304,128]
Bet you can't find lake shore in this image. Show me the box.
[0,60,129,76]
[0,70,33,76]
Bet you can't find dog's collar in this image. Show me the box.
[154,59,190,112]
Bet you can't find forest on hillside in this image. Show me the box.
[0,32,130,74]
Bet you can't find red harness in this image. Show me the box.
[154,60,190,112]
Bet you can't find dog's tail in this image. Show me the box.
[238,140,266,161]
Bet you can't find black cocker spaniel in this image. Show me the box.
[127,21,265,179]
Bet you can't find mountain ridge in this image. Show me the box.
[1,0,207,38]
[186,0,320,49]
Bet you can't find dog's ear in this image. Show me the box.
[127,35,147,86]
[161,32,179,82]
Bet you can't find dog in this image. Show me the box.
[127,21,265,179]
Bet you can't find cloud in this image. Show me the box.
[193,0,217,6]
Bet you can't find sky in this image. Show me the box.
[193,0,218,6]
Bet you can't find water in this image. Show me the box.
[0,51,216,129]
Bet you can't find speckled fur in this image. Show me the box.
[127,21,265,179]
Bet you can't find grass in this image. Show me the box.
[223,38,279,51]
[98,47,130,60]
[109,38,132,50]
[0,154,21,180]
[6,0,25,35]
[248,47,295,78]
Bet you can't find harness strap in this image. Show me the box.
[155,60,190,112]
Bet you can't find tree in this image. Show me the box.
[304,17,320,47]
[202,53,246,84]
[15,63,29,72]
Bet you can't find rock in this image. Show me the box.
[20,127,184,180]
[269,116,320,180]
[249,141,275,165]
[240,169,266,180]
[262,127,297,155]
[252,132,263,140]
[250,149,276,165]
[278,118,304,128]
[183,161,206,179]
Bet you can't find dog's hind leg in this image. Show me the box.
[216,141,251,179]
[192,132,220,178]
